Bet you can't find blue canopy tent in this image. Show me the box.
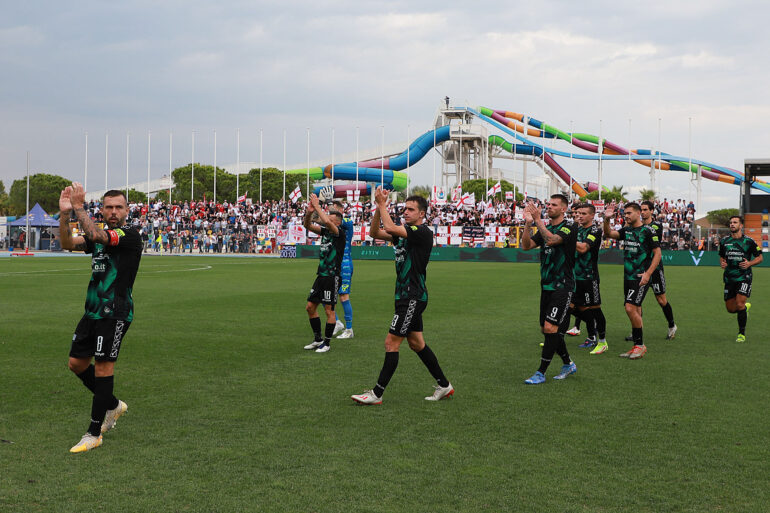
[8,203,60,250]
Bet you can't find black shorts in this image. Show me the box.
[307,275,339,306]
[649,268,667,296]
[70,317,131,362]
[540,289,573,328]
[724,279,752,301]
[624,279,650,307]
[574,280,601,307]
[389,299,427,337]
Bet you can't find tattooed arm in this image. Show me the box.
[69,182,110,245]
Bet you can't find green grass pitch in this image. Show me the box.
[0,256,768,512]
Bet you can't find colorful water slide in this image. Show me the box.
[488,135,588,197]
[285,126,452,198]
[473,107,770,194]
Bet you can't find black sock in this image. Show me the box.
[661,302,675,328]
[416,345,450,388]
[88,375,115,436]
[309,317,322,342]
[76,365,96,393]
[373,352,399,398]
[554,333,571,364]
[595,308,607,339]
[737,308,747,335]
[632,327,643,346]
[538,333,559,374]
[573,317,581,330]
[77,365,118,407]
[582,310,597,339]
[324,322,335,344]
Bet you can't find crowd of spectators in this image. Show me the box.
[78,194,705,253]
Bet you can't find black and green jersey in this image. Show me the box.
[645,220,665,270]
[719,235,761,283]
[575,224,602,281]
[617,225,660,281]
[392,223,433,301]
[531,219,577,291]
[317,226,346,277]
[83,225,143,321]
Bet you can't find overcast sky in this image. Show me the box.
[2,0,768,212]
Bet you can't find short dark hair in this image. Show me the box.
[550,194,568,206]
[729,215,743,224]
[641,200,655,210]
[104,190,127,203]
[331,200,344,209]
[624,202,641,212]
[576,203,595,214]
[405,195,428,213]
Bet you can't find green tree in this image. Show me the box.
[409,185,431,199]
[639,188,656,201]
[241,168,315,202]
[9,173,73,216]
[171,164,236,202]
[584,184,627,204]
[460,179,523,202]
[125,189,148,204]
[706,208,740,227]
[0,180,9,215]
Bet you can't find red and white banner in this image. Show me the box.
[287,224,307,244]
[432,186,447,205]
[591,200,605,212]
[346,190,361,204]
[486,181,501,197]
[505,191,514,200]
[290,186,302,204]
[237,191,248,203]
[451,185,462,203]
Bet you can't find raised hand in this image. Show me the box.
[59,186,73,213]
[70,182,86,208]
[603,202,616,220]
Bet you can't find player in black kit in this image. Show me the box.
[603,202,661,360]
[302,194,346,353]
[719,215,763,342]
[59,184,142,453]
[521,194,578,384]
[351,187,453,404]
[636,200,677,339]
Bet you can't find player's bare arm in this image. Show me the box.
[59,186,88,251]
[369,196,392,242]
[740,254,763,269]
[529,203,563,246]
[310,194,339,236]
[303,200,322,235]
[639,247,662,285]
[376,187,408,239]
[520,203,537,250]
[70,182,110,245]
[576,241,590,254]
[602,203,620,239]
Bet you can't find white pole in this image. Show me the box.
[84,132,88,193]
[283,129,287,201]
[693,118,701,209]
[259,129,263,203]
[355,127,359,192]
[432,127,436,200]
[147,130,151,201]
[168,131,172,202]
[381,126,384,187]
[236,128,240,201]
[104,131,109,191]
[25,151,30,252]
[191,131,195,200]
[598,120,603,201]
[407,124,411,197]
[306,128,310,199]
[628,118,632,162]
[657,117,662,197]
[331,127,335,187]
[213,130,217,205]
[125,131,130,201]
